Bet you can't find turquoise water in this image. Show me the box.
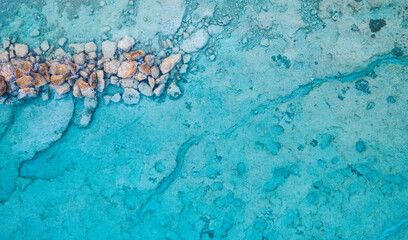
[1,0,408,239]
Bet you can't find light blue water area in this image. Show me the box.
[1,0,408,239]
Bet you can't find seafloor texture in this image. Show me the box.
[1,0,408,239]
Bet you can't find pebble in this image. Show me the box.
[40,41,50,52]
[102,40,117,59]
[150,66,160,78]
[120,78,139,89]
[51,83,71,96]
[33,48,42,55]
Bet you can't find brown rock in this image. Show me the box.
[0,76,7,96]
[0,63,15,81]
[134,71,147,81]
[21,61,32,74]
[16,75,34,88]
[15,68,24,79]
[160,54,181,74]
[75,79,89,89]
[50,75,65,85]
[73,52,86,65]
[139,62,151,75]
[117,61,137,78]
[30,73,48,87]
[38,63,50,82]
[88,72,97,89]
[125,50,144,60]
[104,60,120,74]
[50,63,70,76]
[73,84,83,98]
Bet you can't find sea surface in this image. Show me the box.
[1,0,408,239]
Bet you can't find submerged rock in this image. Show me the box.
[122,88,140,105]
[111,93,121,103]
[180,29,210,53]
[167,81,181,98]
[138,82,153,96]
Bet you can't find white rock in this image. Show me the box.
[0,51,9,62]
[183,54,191,63]
[122,88,140,105]
[54,48,67,57]
[117,36,135,52]
[69,43,85,53]
[111,93,121,103]
[167,82,181,98]
[40,41,50,52]
[14,44,29,58]
[2,39,10,49]
[156,74,169,85]
[58,38,67,47]
[154,84,166,97]
[179,64,188,74]
[138,82,153,96]
[33,48,42,55]
[180,29,210,53]
[85,42,97,53]
[102,40,117,59]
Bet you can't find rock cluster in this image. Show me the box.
[0,37,185,105]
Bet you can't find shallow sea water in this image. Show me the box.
[1,0,408,239]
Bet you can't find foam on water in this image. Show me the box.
[1,0,408,239]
